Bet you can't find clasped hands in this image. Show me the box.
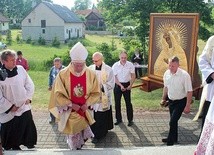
[72,104,87,112]
[120,85,131,91]
[11,99,32,112]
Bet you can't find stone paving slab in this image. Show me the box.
[4,145,196,155]
[31,109,201,149]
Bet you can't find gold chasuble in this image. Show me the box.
[49,64,100,135]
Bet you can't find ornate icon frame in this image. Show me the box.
[148,13,199,81]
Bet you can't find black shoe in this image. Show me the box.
[91,138,99,144]
[12,146,22,150]
[127,121,134,126]
[49,120,55,124]
[162,138,168,143]
[167,141,174,146]
[4,147,11,150]
[114,121,122,125]
[162,138,177,143]
[27,145,35,149]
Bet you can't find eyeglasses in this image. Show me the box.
[92,59,100,63]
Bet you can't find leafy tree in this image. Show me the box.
[74,0,92,10]
[100,0,213,64]
[6,30,12,45]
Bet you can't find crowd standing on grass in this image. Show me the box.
[48,57,65,124]
[112,51,136,127]
[160,56,192,146]
[0,49,37,150]
[48,42,100,150]
[195,35,214,155]
[89,52,114,143]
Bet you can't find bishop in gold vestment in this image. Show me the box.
[49,42,100,150]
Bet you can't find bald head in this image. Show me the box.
[92,52,103,66]
[93,52,103,59]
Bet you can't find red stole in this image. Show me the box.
[70,72,87,117]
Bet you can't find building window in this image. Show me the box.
[2,23,4,26]
[41,20,46,28]
[28,19,31,23]
[42,29,45,34]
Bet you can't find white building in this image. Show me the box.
[22,1,85,43]
[0,13,10,35]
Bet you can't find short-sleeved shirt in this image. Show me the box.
[112,61,135,83]
[163,68,192,100]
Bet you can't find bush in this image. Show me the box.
[44,52,71,71]
[16,34,21,44]
[38,36,46,45]
[52,37,60,48]
[26,36,32,44]
[6,30,12,45]
[96,42,118,66]
[67,38,81,48]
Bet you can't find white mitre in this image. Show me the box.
[70,42,88,62]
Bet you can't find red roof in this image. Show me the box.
[0,13,10,22]
[75,8,100,17]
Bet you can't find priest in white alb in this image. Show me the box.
[0,49,37,150]
[89,52,114,143]
[195,36,214,155]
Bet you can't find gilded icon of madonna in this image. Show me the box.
[148,13,199,80]
[154,19,188,77]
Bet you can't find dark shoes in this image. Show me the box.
[162,138,168,143]
[114,121,122,125]
[49,120,55,125]
[114,121,134,126]
[27,145,35,149]
[91,138,99,144]
[12,146,22,150]
[162,138,177,146]
[128,121,134,126]
[4,146,22,150]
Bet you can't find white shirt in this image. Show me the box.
[163,68,192,100]
[0,66,34,123]
[112,61,135,83]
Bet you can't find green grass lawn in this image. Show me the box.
[0,30,203,111]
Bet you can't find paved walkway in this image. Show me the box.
[4,109,201,154]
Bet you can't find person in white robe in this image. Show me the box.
[195,36,214,154]
[0,49,37,150]
[49,42,100,150]
[89,52,114,143]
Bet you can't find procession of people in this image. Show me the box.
[0,36,213,154]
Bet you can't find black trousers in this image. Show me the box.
[135,68,142,78]
[114,82,133,122]
[167,97,186,142]
[201,100,211,131]
[1,110,37,149]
